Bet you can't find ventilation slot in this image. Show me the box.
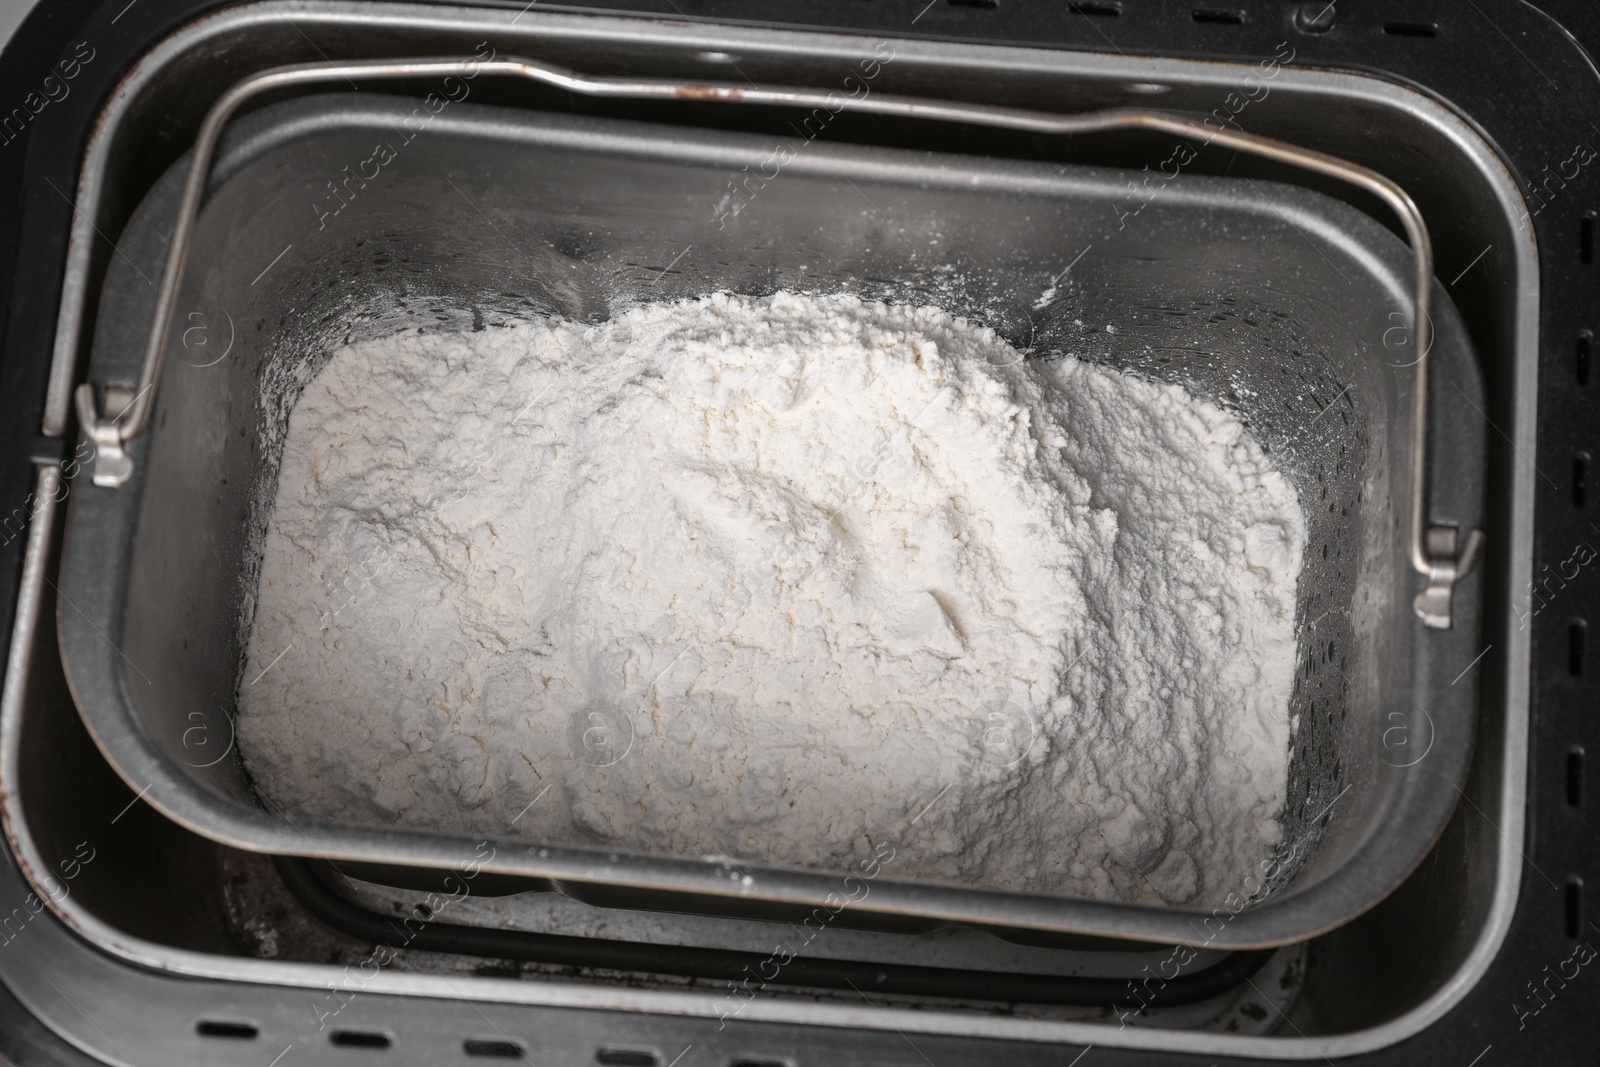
[1579,330,1592,386]
[1584,212,1595,265]
[1067,0,1121,14]
[731,1061,793,1067]
[330,1031,392,1050]
[1383,21,1437,36]
[1567,879,1584,939]
[1192,8,1245,23]
[465,1039,526,1059]
[1577,451,1590,508]
[1571,747,1585,806]
[948,0,1001,8]
[196,1021,259,1040]
[597,1051,661,1067]
[1571,619,1587,677]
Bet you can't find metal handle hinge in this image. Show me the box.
[75,383,135,488]
[1414,524,1485,629]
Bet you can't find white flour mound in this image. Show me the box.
[238,291,1303,907]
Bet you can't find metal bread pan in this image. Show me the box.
[58,88,1485,948]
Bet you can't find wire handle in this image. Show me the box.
[72,55,1481,627]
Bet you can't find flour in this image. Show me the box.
[238,291,1303,908]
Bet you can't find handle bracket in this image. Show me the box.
[75,383,135,488]
[1414,525,1486,629]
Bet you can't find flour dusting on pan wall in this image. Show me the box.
[236,291,1303,909]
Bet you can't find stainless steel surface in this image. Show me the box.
[58,72,1485,948]
[70,55,1482,628]
[2,2,1537,1060]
